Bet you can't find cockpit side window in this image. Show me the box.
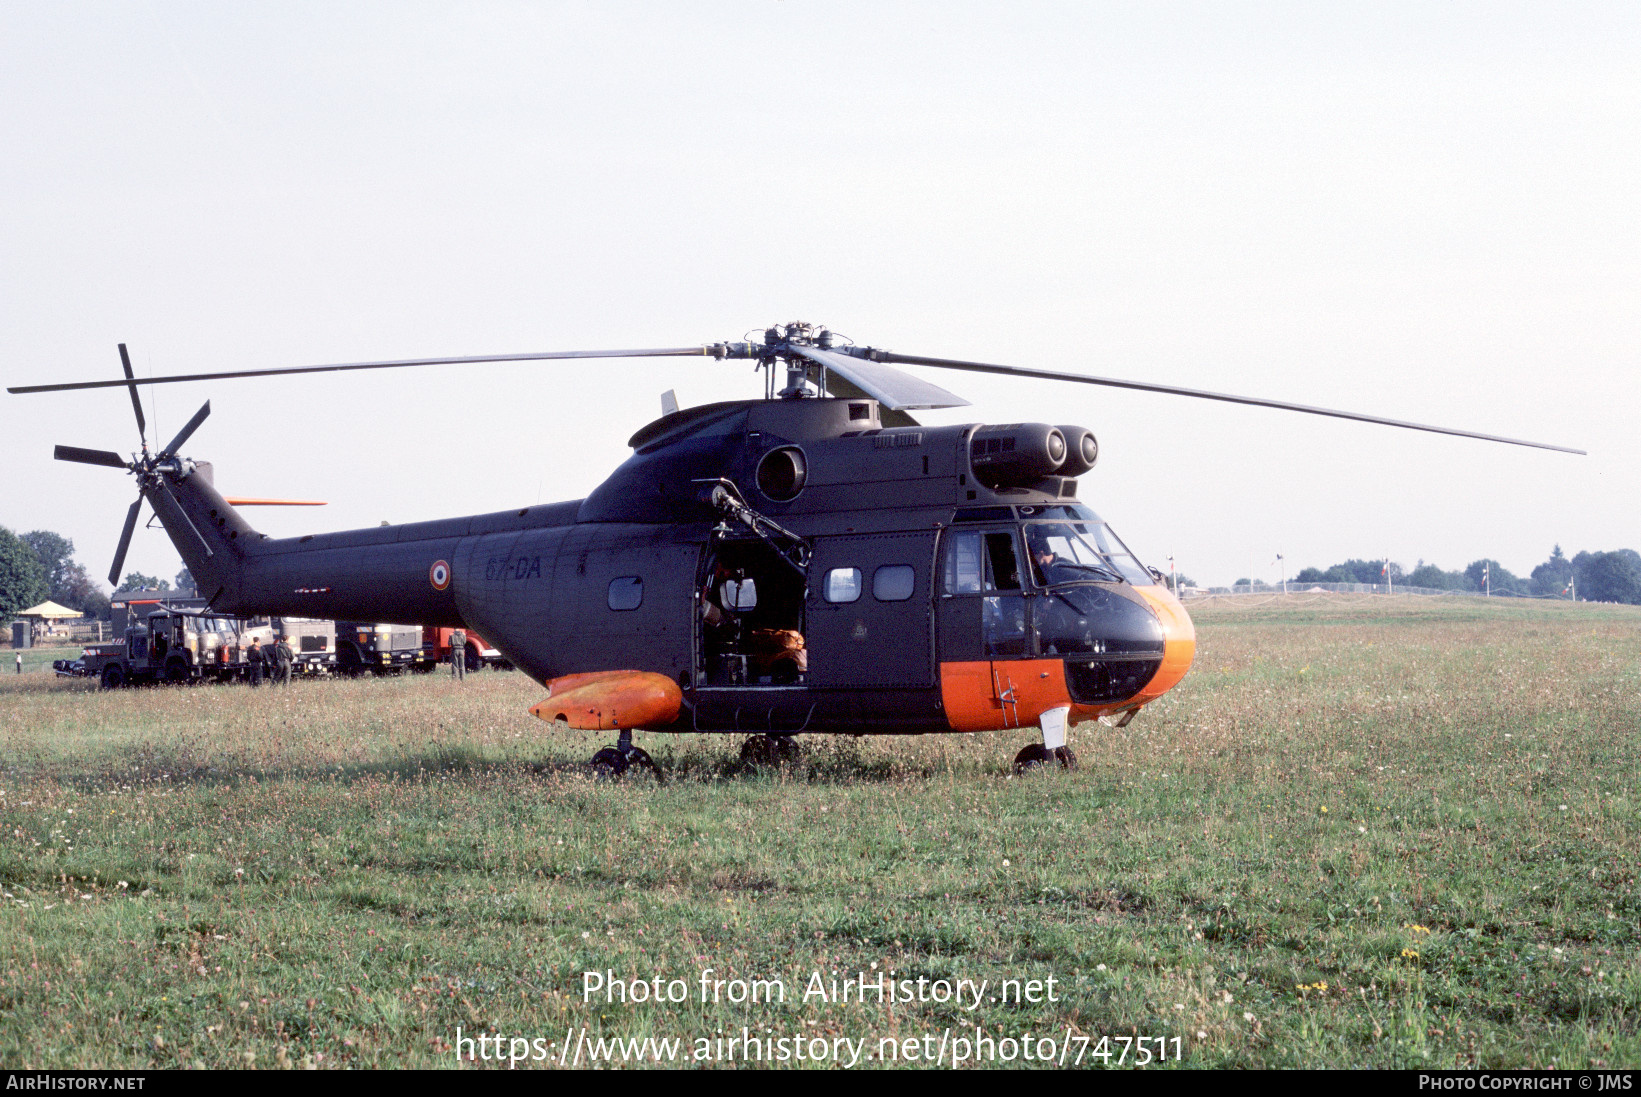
[943,530,1024,594]
[984,532,1022,592]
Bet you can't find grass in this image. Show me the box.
[0,594,1637,1069]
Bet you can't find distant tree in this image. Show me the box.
[0,526,50,620]
[1233,577,1251,588]
[1574,551,1641,604]
[55,561,98,609]
[1531,545,1574,597]
[1164,572,1196,593]
[78,588,112,622]
[174,567,197,596]
[115,572,169,594]
[1465,559,1528,595]
[1294,567,1326,584]
[22,530,76,599]
[1333,559,1402,584]
[1404,564,1463,590]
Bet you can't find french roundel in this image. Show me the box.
[429,560,451,591]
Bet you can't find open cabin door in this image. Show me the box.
[804,532,937,688]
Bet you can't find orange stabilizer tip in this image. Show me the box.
[222,498,328,506]
[530,670,684,731]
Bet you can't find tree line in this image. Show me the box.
[1282,545,1641,604]
[0,524,196,623]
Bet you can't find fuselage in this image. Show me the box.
[150,396,1195,734]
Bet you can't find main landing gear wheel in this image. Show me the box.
[589,731,663,783]
[739,734,801,769]
[1012,744,1079,774]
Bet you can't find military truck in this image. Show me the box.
[237,616,337,675]
[334,621,428,675]
[420,625,511,673]
[70,607,246,688]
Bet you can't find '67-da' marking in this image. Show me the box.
[485,555,542,581]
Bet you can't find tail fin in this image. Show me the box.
[147,460,258,607]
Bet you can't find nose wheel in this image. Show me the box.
[589,729,663,781]
[1012,743,1079,773]
[1013,704,1078,773]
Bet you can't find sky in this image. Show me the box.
[2,1,1636,590]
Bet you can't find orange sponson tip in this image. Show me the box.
[222,497,328,506]
[530,670,683,731]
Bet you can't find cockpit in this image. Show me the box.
[939,504,1168,700]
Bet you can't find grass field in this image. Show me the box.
[1,595,1637,1069]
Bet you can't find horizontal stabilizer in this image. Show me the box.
[222,497,327,506]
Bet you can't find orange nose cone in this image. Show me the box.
[1130,584,1196,705]
[530,670,684,731]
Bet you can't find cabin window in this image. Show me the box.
[721,577,757,610]
[607,576,643,611]
[943,531,983,594]
[873,565,915,602]
[823,567,862,603]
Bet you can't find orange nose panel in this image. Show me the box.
[941,658,1071,732]
[530,670,683,731]
[1130,584,1197,705]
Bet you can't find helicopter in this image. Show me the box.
[14,324,1584,777]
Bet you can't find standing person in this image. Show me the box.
[273,635,294,686]
[450,627,466,681]
[246,636,264,687]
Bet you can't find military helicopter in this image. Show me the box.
[14,324,1583,776]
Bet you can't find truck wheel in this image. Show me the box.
[165,657,191,684]
[100,664,125,690]
[464,643,481,673]
[338,646,363,678]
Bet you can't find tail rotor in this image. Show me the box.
[51,344,212,587]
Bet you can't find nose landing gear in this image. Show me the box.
[1013,704,1079,774]
[590,728,663,781]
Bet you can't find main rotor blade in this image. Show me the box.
[814,370,922,428]
[10,346,723,394]
[785,345,969,411]
[109,497,142,587]
[160,400,211,456]
[857,349,1586,455]
[118,343,147,442]
[54,445,129,469]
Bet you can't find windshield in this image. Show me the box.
[1023,521,1153,586]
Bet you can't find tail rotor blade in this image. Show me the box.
[160,400,211,456]
[118,344,147,444]
[109,496,142,587]
[54,445,130,469]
